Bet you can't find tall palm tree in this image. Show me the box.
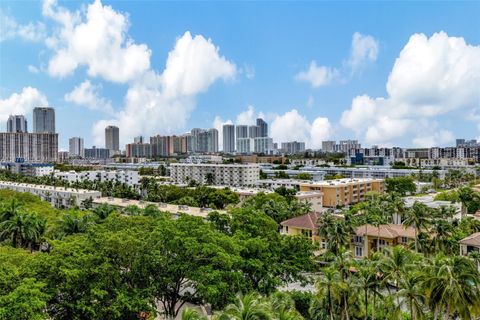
[379,246,415,294]
[353,260,382,320]
[403,202,430,252]
[423,254,480,319]
[395,272,426,320]
[316,267,341,320]
[222,293,272,320]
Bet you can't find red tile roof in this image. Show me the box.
[460,232,480,247]
[355,224,416,239]
[280,212,322,230]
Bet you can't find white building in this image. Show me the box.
[54,170,139,187]
[0,181,101,208]
[170,163,260,187]
[0,132,58,162]
[69,137,84,158]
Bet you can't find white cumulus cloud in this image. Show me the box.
[0,87,49,124]
[43,0,151,82]
[340,31,480,146]
[91,31,236,146]
[64,80,113,113]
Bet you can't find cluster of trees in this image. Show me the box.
[140,179,240,209]
[0,190,315,319]
[384,177,417,196]
[435,186,480,214]
[0,170,241,210]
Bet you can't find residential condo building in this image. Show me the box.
[7,115,27,133]
[33,107,55,133]
[170,163,260,187]
[69,137,84,158]
[0,132,58,162]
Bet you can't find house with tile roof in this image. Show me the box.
[351,224,416,259]
[280,212,323,243]
[460,232,480,256]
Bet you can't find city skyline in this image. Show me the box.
[1,0,479,150]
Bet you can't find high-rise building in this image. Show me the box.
[281,141,306,154]
[69,137,84,158]
[105,125,120,152]
[208,128,219,153]
[150,135,173,157]
[33,107,55,133]
[172,135,188,154]
[256,118,268,137]
[0,132,58,162]
[223,124,235,153]
[236,125,248,139]
[189,128,218,153]
[254,137,274,154]
[134,136,144,144]
[84,146,110,159]
[321,141,336,152]
[248,125,259,138]
[7,115,27,133]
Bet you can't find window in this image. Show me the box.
[355,246,363,257]
[353,236,363,243]
[321,241,327,249]
[401,237,408,244]
[378,239,386,246]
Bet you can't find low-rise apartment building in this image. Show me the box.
[0,181,101,208]
[0,162,54,176]
[299,178,384,207]
[351,224,416,259]
[54,170,139,187]
[170,163,259,187]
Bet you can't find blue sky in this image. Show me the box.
[1,0,479,150]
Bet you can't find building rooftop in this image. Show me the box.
[0,181,101,195]
[281,212,323,230]
[460,232,480,247]
[92,197,226,218]
[300,178,383,187]
[355,224,416,239]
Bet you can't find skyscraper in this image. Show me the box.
[7,115,27,133]
[105,125,120,152]
[236,125,248,139]
[69,137,84,157]
[223,124,235,153]
[33,107,55,133]
[248,125,259,138]
[208,128,219,153]
[256,118,268,137]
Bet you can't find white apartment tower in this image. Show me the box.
[33,107,55,133]
[69,137,84,158]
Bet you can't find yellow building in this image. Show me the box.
[299,178,384,207]
[351,224,415,259]
[280,212,323,243]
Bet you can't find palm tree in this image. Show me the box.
[269,292,303,320]
[430,219,453,254]
[423,254,480,319]
[93,204,115,220]
[379,246,415,295]
[181,308,206,320]
[395,272,426,320]
[0,212,45,249]
[221,293,272,320]
[0,198,23,222]
[58,212,92,235]
[316,267,341,320]
[353,260,382,320]
[403,202,430,252]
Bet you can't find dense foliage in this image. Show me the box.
[0,190,314,319]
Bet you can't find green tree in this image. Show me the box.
[385,177,416,196]
[58,212,93,236]
[0,277,49,320]
[221,293,272,320]
[403,202,430,252]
